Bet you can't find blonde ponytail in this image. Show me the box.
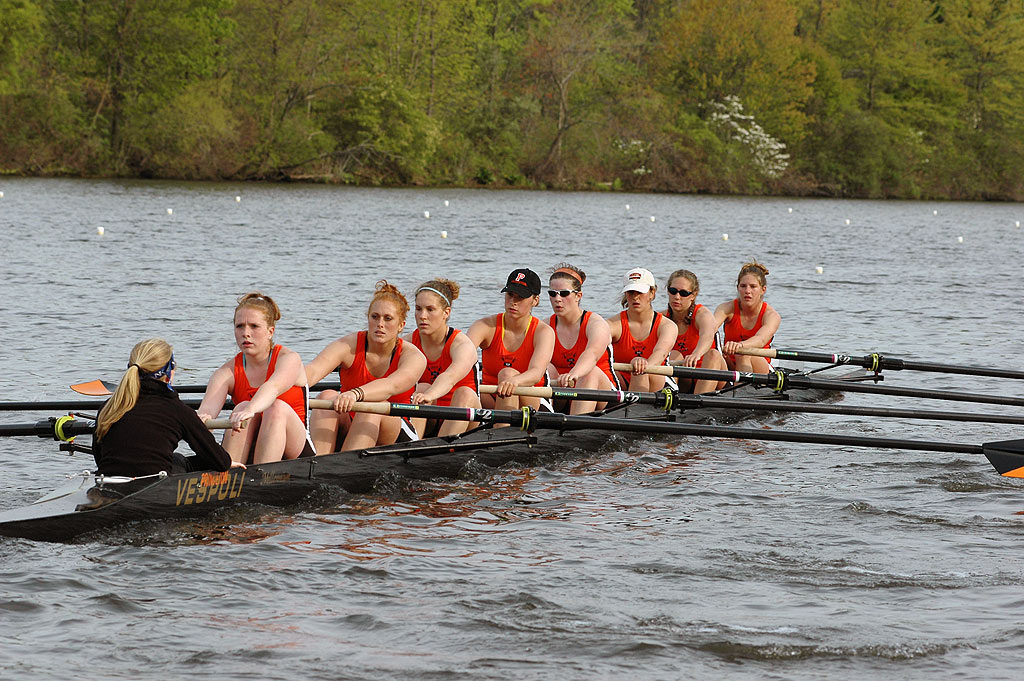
[95,339,174,440]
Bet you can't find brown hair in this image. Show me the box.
[738,261,769,287]
[415,278,461,308]
[234,292,281,329]
[368,280,409,319]
[549,263,586,292]
[95,339,173,440]
[665,269,699,322]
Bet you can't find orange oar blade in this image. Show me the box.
[70,380,115,396]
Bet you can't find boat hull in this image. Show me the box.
[0,380,846,542]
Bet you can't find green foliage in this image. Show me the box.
[0,0,1021,198]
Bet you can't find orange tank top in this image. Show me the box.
[231,344,307,424]
[671,303,705,357]
[611,310,666,386]
[481,314,545,387]
[722,300,773,349]
[549,311,617,387]
[411,327,478,407]
[338,331,415,404]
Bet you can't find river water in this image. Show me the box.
[0,178,1023,679]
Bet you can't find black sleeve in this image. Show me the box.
[175,400,232,471]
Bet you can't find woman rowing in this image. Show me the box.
[94,339,238,476]
[609,267,676,392]
[306,281,427,452]
[406,278,481,436]
[467,268,555,414]
[713,261,780,374]
[664,269,727,394]
[198,293,313,464]
[546,263,617,414]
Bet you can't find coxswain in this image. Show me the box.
[198,292,313,464]
[306,280,427,452]
[713,261,780,374]
[467,268,555,416]
[93,338,240,476]
[406,277,481,437]
[664,269,727,393]
[609,267,676,391]
[546,263,618,414]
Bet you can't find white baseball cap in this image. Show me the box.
[621,267,656,294]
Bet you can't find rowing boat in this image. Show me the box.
[0,371,862,542]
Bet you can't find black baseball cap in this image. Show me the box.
[500,268,541,297]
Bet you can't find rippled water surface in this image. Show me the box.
[1,178,1023,679]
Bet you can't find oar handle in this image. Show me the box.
[309,398,392,415]
[611,362,675,377]
[479,385,554,398]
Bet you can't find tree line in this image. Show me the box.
[2,0,1022,199]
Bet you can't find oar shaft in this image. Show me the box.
[613,362,1024,408]
[342,401,989,456]
[735,347,1024,381]
[478,385,666,406]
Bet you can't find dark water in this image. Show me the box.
[1,178,1023,679]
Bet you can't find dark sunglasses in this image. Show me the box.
[667,286,694,297]
[547,289,575,297]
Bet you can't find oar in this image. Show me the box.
[339,400,1024,476]
[477,385,1024,426]
[71,379,342,396]
[1,397,212,412]
[612,363,1024,409]
[1,415,242,439]
[728,347,1024,381]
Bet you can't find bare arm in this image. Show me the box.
[686,306,720,363]
[466,316,496,349]
[513,322,555,388]
[305,336,355,386]
[564,314,612,383]
[417,332,478,402]
[735,304,780,350]
[647,316,678,368]
[236,348,304,418]
[197,363,233,422]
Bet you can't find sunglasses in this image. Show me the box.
[547,289,575,298]
[667,286,694,297]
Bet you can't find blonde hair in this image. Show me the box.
[95,339,173,440]
[737,261,769,287]
[416,278,461,308]
[368,280,409,319]
[549,263,586,292]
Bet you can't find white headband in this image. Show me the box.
[417,286,451,306]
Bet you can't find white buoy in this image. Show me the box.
[844,218,850,225]
[440,230,448,239]
[0,191,4,198]
[815,266,823,274]
[650,216,656,222]
[96,226,105,236]
[957,236,964,243]
[625,204,630,211]
[444,200,449,207]
[788,207,793,213]
[167,208,173,215]
[1016,221,1021,227]
[722,233,729,241]
[933,209,938,215]
[235,196,241,202]
[423,210,430,218]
